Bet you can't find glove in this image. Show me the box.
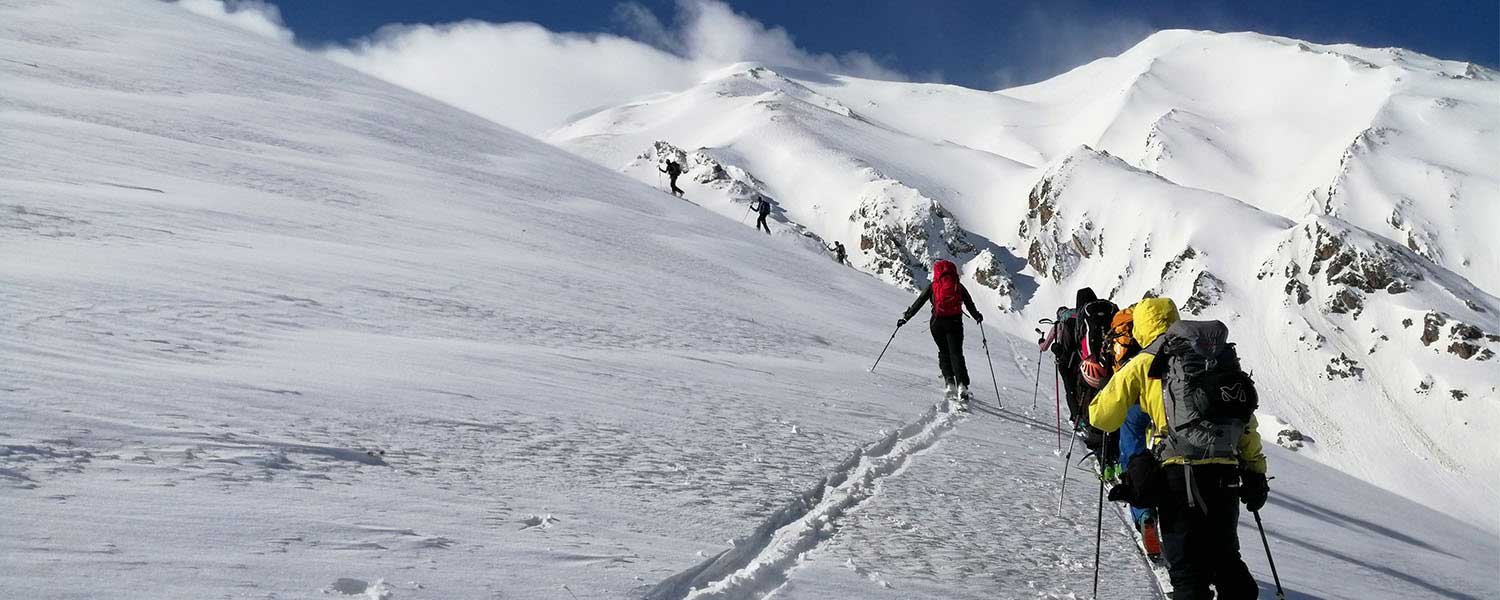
[1240,470,1269,512]
[973,312,984,323]
[1083,427,1104,452]
[897,318,908,327]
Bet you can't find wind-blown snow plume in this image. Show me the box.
[319,0,905,135]
[173,0,293,43]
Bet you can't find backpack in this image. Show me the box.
[1145,320,1259,461]
[1077,299,1120,388]
[930,260,963,317]
[1107,308,1140,371]
[1051,307,1079,365]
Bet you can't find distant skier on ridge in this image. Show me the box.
[898,259,983,403]
[752,196,772,234]
[828,241,849,265]
[659,159,684,197]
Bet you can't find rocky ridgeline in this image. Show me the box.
[1258,216,1499,403]
[1416,312,1499,362]
[849,178,1018,310]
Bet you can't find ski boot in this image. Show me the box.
[1140,516,1163,560]
[944,380,959,404]
[957,383,974,407]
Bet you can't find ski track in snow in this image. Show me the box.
[643,399,963,600]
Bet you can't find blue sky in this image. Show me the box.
[275,0,1499,89]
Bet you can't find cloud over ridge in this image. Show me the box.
[171,0,905,136]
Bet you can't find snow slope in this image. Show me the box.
[2,2,1496,599]
[548,29,1500,534]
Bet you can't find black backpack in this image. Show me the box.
[1145,320,1259,461]
[1078,299,1119,368]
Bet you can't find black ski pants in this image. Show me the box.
[929,316,970,386]
[1159,464,1258,600]
[668,174,684,196]
[1057,362,1081,426]
[755,213,770,233]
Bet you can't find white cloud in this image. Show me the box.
[320,0,907,136]
[322,21,699,137]
[986,8,1154,90]
[621,0,905,81]
[175,0,294,43]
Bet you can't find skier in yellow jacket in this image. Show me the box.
[1089,297,1268,600]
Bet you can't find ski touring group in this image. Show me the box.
[1039,289,1281,599]
[881,262,1284,600]
[656,152,1286,599]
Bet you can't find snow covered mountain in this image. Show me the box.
[2,1,1497,599]
[548,30,1500,534]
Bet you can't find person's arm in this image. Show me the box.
[1039,323,1059,351]
[902,286,933,322]
[1238,415,1268,474]
[1088,355,1148,433]
[960,285,982,321]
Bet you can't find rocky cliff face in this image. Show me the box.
[852,180,974,290]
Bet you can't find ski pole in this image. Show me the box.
[1032,319,1054,411]
[1056,430,1078,516]
[978,323,1002,409]
[870,323,901,373]
[740,203,752,224]
[1093,461,1105,599]
[1253,510,1287,600]
[1032,342,1044,408]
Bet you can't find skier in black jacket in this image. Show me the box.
[753,197,772,234]
[828,241,848,265]
[659,160,684,197]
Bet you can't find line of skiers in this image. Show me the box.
[660,151,1272,597]
[1041,288,1270,600]
[659,158,851,264]
[894,259,1273,599]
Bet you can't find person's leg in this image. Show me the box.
[945,321,970,386]
[1160,465,1214,600]
[1132,506,1151,528]
[1203,468,1258,599]
[930,320,954,385]
[1059,367,1081,426]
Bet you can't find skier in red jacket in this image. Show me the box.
[899,259,983,401]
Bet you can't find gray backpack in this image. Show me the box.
[1145,320,1258,461]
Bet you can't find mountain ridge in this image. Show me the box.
[548,29,1500,532]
